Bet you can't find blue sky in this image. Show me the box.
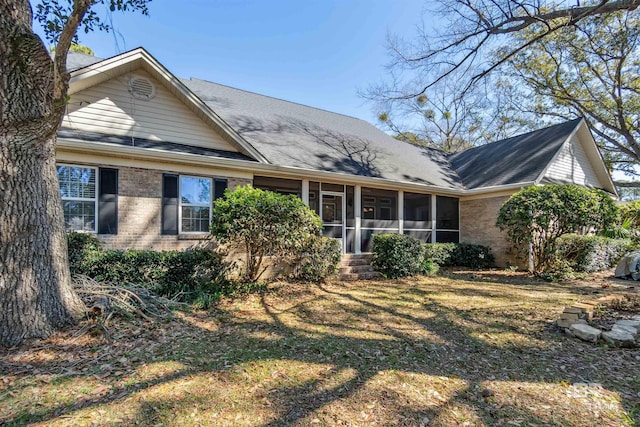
[33,0,430,123]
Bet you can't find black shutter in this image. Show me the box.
[214,178,228,201]
[98,168,118,234]
[162,174,179,235]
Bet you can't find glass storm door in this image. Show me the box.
[321,193,344,252]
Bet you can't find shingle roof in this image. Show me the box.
[449,119,582,189]
[65,51,102,70]
[180,78,463,189]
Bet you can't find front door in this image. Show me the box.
[321,193,344,252]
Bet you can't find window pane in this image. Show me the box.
[63,201,95,232]
[57,166,95,199]
[181,206,211,232]
[436,196,459,229]
[361,187,398,221]
[181,177,211,205]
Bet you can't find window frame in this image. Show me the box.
[178,175,213,234]
[57,164,99,233]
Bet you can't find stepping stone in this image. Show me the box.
[569,323,602,343]
[602,330,636,348]
[616,319,640,330]
[611,324,638,338]
[632,315,640,321]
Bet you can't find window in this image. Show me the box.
[180,176,212,233]
[57,165,97,232]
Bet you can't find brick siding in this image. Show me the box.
[460,195,524,268]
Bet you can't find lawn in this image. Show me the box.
[1,271,639,426]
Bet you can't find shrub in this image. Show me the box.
[72,247,232,307]
[556,234,635,273]
[620,200,640,229]
[67,232,100,272]
[290,235,341,283]
[371,233,423,278]
[496,184,618,273]
[422,243,494,269]
[210,185,322,282]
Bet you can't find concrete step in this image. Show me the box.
[339,271,383,281]
[340,254,373,266]
[339,264,376,274]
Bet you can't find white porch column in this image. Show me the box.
[355,184,362,254]
[398,190,404,235]
[302,179,309,206]
[431,194,437,243]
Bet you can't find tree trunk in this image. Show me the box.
[0,0,85,347]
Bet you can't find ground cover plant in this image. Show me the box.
[1,272,638,426]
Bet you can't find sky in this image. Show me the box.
[32,0,431,124]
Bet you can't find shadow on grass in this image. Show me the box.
[1,275,638,426]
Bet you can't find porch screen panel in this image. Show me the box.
[436,195,459,243]
[345,185,355,252]
[403,192,431,242]
[360,187,399,252]
[254,176,302,197]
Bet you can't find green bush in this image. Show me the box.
[290,235,342,283]
[371,234,423,278]
[72,247,232,307]
[422,243,494,269]
[67,232,101,272]
[556,234,634,273]
[496,184,618,273]
[211,185,322,282]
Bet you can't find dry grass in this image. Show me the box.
[1,270,639,426]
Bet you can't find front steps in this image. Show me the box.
[338,254,382,281]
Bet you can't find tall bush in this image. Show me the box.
[371,234,423,278]
[210,185,322,282]
[496,185,618,273]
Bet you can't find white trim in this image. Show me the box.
[398,190,404,235]
[431,195,437,243]
[355,185,362,254]
[57,163,99,233]
[302,179,309,206]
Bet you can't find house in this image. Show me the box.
[56,48,617,267]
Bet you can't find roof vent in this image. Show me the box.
[128,76,156,101]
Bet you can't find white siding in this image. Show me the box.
[544,135,600,187]
[63,71,237,152]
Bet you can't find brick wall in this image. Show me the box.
[460,195,524,268]
[96,166,251,251]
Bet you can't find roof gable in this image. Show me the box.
[450,119,582,189]
[66,49,267,162]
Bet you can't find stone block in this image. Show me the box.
[563,307,583,314]
[612,324,638,338]
[616,319,640,329]
[569,323,602,343]
[558,319,586,328]
[602,330,636,348]
[572,303,595,313]
[560,312,580,321]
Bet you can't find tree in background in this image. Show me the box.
[0,0,150,347]
[369,1,640,170]
[496,185,618,273]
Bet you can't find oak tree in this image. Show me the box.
[0,0,150,347]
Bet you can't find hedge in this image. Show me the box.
[289,235,342,283]
[422,243,494,269]
[556,234,634,273]
[371,234,423,278]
